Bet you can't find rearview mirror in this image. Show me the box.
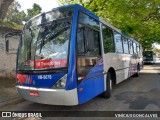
[5,31,21,54]
[6,40,9,53]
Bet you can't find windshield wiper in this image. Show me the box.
[38,20,70,53]
[39,26,70,53]
[37,20,57,53]
[48,26,70,41]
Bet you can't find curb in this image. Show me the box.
[0,98,24,109]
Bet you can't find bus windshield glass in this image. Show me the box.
[17,7,73,70]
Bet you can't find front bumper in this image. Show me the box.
[16,85,78,106]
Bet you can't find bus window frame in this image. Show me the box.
[101,23,115,54]
[122,36,130,54]
[128,40,133,55]
[133,42,137,55]
[114,31,124,54]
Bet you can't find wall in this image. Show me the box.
[0,27,20,79]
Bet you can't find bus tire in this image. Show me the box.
[102,72,112,98]
[134,64,140,77]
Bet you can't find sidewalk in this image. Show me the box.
[0,77,23,108]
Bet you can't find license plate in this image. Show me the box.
[29,91,39,97]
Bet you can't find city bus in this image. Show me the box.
[143,51,156,64]
[5,4,143,105]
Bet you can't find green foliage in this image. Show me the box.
[2,0,25,29]
[1,0,42,29]
[26,3,42,21]
[59,0,160,50]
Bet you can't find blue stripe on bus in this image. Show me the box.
[22,73,65,88]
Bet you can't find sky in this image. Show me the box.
[17,0,59,12]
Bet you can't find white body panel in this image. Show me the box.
[99,18,143,90]
[102,53,142,84]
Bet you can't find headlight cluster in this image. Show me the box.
[52,74,67,89]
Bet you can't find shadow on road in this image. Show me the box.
[0,77,19,103]
[114,88,160,110]
[113,68,160,110]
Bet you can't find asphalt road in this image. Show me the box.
[0,62,160,120]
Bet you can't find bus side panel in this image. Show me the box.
[116,54,127,83]
[130,56,138,76]
[77,79,94,104]
[93,59,104,96]
[93,76,104,96]
[78,59,104,104]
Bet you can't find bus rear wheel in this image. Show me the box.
[102,72,112,98]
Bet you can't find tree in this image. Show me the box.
[2,1,42,29]
[26,3,42,21]
[0,0,14,21]
[59,0,160,50]
[2,0,26,29]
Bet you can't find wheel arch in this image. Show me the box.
[107,67,116,85]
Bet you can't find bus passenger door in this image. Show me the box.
[76,25,104,104]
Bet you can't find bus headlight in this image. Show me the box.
[52,74,67,89]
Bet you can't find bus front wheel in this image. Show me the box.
[102,72,112,98]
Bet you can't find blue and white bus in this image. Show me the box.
[5,4,143,105]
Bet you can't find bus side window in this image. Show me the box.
[137,45,141,57]
[102,24,115,53]
[122,37,129,54]
[133,42,137,56]
[114,32,123,53]
[140,46,143,57]
[84,27,100,56]
[129,40,133,54]
[77,25,100,56]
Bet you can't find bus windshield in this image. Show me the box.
[17,7,73,70]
